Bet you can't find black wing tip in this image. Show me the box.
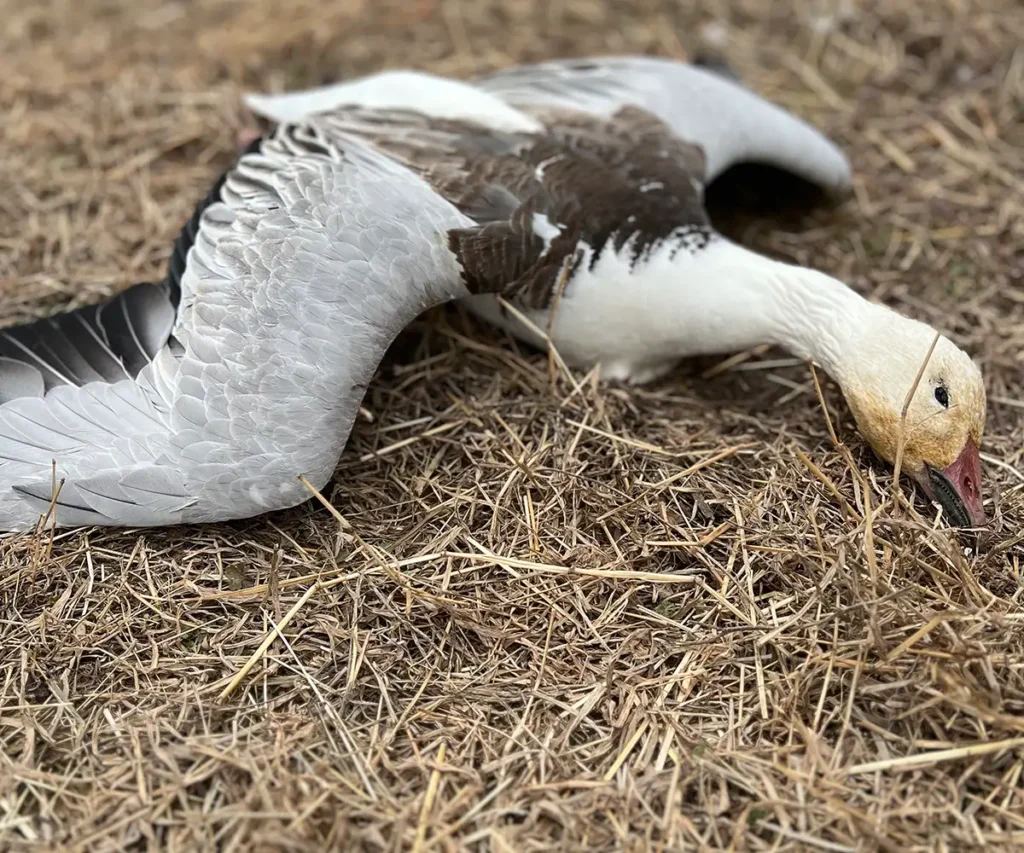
[0,281,174,399]
[692,54,741,84]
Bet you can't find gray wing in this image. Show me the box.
[0,124,481,532]
[473,55,852,194]
[301,105,711,310]
[0,139,265,529]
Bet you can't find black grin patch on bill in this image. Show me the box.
[927,466,972,528]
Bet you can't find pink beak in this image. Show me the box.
[914,439,985,528]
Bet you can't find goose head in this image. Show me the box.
[837,314,986,527]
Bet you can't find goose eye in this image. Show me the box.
[934,385,950,408]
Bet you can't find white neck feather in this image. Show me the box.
[718,241,872,380]
[620,234,884,383]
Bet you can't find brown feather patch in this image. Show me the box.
[306,105,713,309]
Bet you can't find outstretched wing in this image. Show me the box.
[0,136,274,529]
[0,125,487,532]
[0,145,260,529]
[473,55,852,193]
[242,57,851,195]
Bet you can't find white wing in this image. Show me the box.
[244,69,542,133]
[243,57,851,195]
[0,125,476,532]
[474,56,852,193]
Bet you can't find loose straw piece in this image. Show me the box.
[846,737,1024,775]
[603,719,650,781]
[892,331,942,507]
[446,551,696,584]
[219,581,321,701]
[413,742,447,852]
[298,474,351,528]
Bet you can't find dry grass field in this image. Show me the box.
[1,0,1023,849]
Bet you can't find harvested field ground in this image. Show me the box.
[2,0,1024,849]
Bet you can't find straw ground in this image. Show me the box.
[1,0,1023,849]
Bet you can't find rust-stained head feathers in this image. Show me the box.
[838,311,986,527]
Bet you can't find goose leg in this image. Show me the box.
[600,358,680,385]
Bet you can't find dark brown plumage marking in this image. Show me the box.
[306,104,713,310]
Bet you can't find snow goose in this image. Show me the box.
[243,57,986,528]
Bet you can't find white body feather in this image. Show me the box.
[465,233,867,383]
